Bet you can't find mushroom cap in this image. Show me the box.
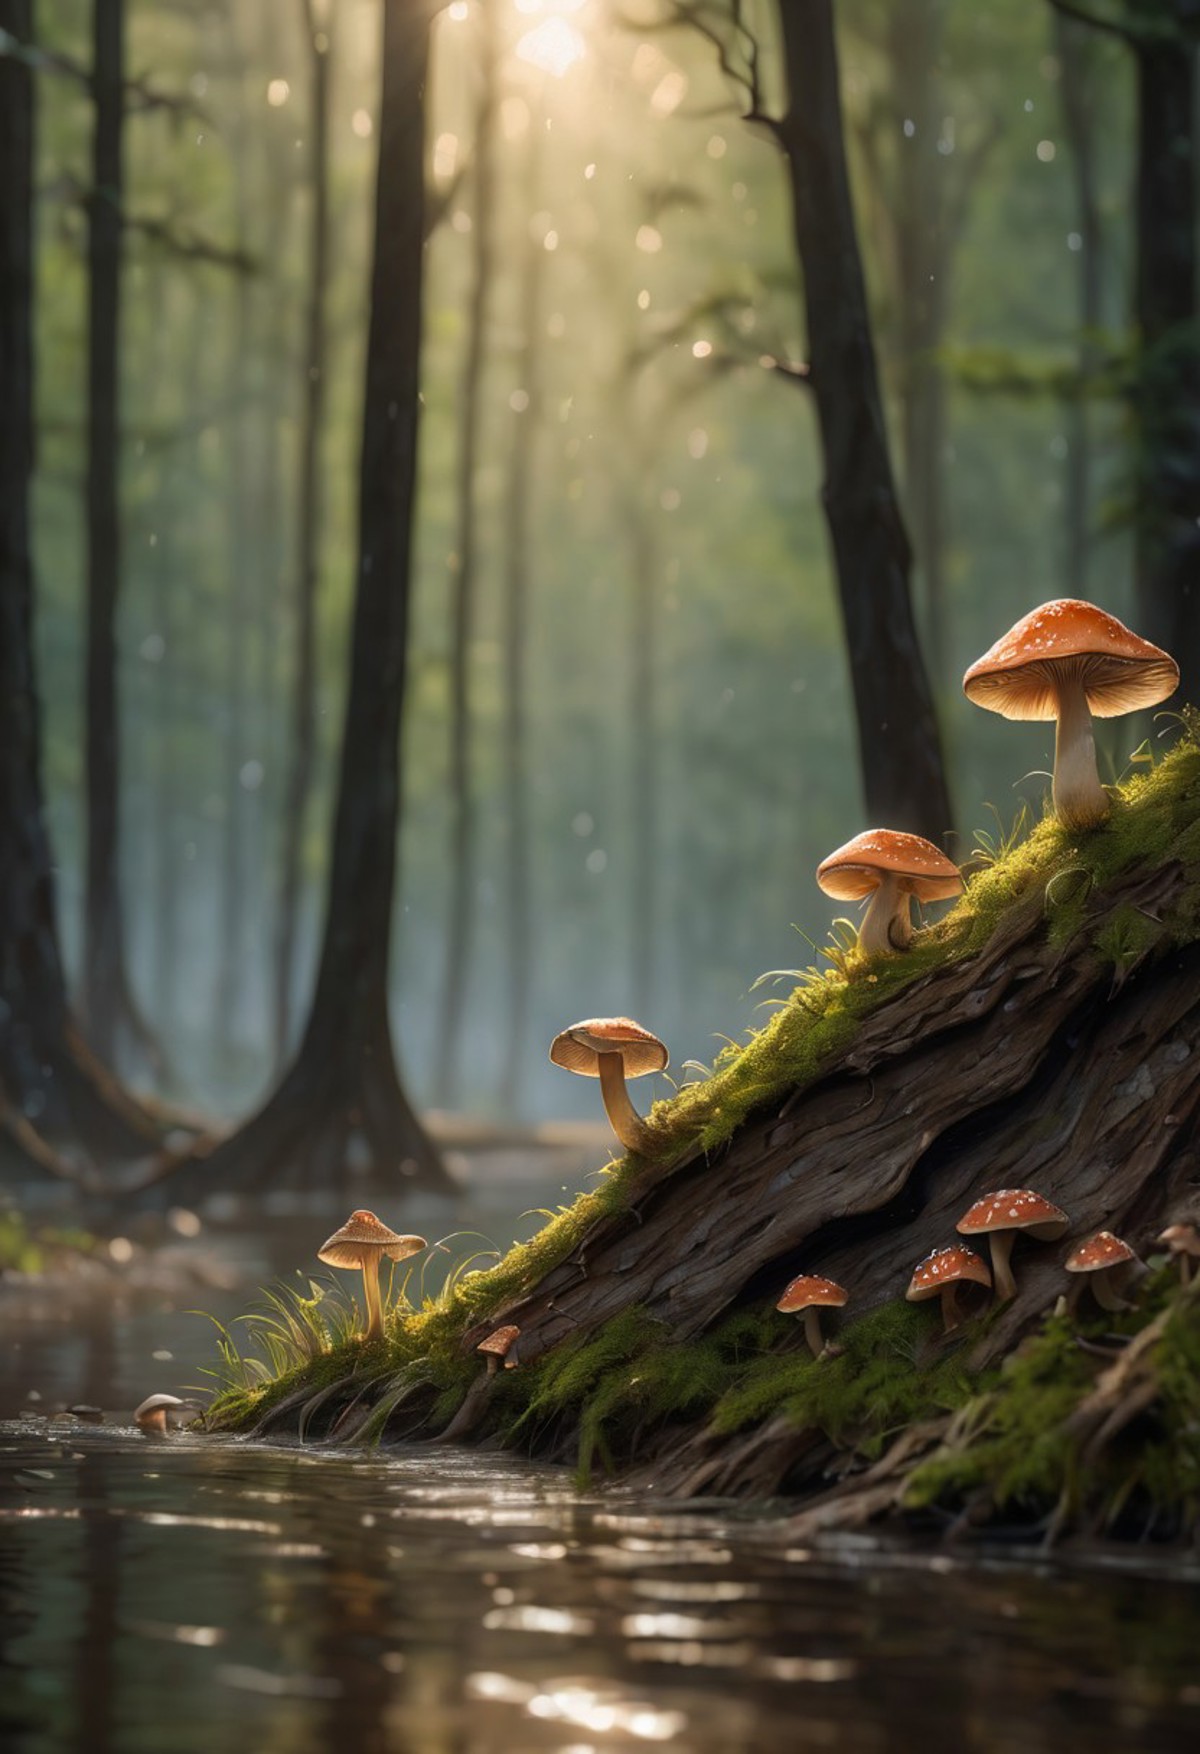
[548,1016,668,1078]
[776,1273,848,1315]
[477,1324,521,1358]
[963,599,1178,721]
[317,1210,428,1269]
[816,830,962,904]
[1159,1222,1200,1258]
[1064,1230,1137,1273]
[134,1392,184,1420]
[956,1188,1069,1242]
[906,1245,992,1302]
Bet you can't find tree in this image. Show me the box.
[432,0,500,1108]
[82,0,162,1073]
[275,0,332,1063]
[1050,0,1200,698]
[146,0,451,1201]
[0,0,163,1180]
[678,0,954,841]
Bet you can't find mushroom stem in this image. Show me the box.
[597,1051,653,1153]
[988,1231,1018,1303]
[1052,670,1110,830]
[939,1284,963,1333]
[361,1255,385,1340]
[803,1308,825,1358]
[858,871,911,956]
[485,1353,500,1377]
[1091,1271,1131,1313]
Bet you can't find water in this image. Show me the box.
[4,1202,1200,1753]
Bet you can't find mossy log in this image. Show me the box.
[210,738,1200,1532]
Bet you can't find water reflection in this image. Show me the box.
[2,1423,1200,1754]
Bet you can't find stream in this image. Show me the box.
[3,1177,1200,1753]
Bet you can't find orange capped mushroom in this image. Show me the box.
[317,1210,427,1341]
[956,1188,1068,1303]
[549,1016,668,1154]
[1065,1230,1141,1312]
[963,600,1178,831]
[817,829,962,956]
[776,1273,848,1358]
[477,1325,521,1375]
[906,1244,992,1332]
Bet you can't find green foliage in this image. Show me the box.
[0,1205,99,1275]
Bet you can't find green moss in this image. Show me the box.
[907,1271,1200,1528]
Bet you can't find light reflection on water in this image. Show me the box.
[2,1425,1200,1753]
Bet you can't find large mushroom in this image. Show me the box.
[956,1188,1068,1303]
[776,1273,848,1358]
[817,830,962,956]
[1064,1230,1141,1312]
[906,1245,992,1333]
[549,1017,668,1154]
[317,1210,427,1341]
[963,599,1178,832]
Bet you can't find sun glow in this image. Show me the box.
[515,15,587,77]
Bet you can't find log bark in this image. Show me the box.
[450,837,1200,1489]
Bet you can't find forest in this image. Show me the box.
[2,2,1199,1751]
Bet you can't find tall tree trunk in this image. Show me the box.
[888,0,950,678]
[0,0,161,1179]
[775,0,953,842]
[496,123,543,1115]
[1055,11,1105,596]
[275,0,331,1064]
[1132,30,1200,698]
[143,0,449,1202]
[82,0,159,1075]
[432,0,499,1109]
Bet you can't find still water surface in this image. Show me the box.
[3,1211,1200,1753]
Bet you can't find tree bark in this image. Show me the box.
[82,0,160,1076]
[432,0,499,1109]
[275,0,331,1065]
[0,0,162,1180]
[139,0,450,1203]
[775,0,954,843]
[1131,30,1200,699]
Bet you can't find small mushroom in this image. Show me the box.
[548,1017,668,1154]
[477,1325,521,1375]
[906,1245,992,1333]
[816,830,962,956]
[1158,1222,1200,1287]
[963,600,1178,832]
[317,1210,427,1341]
[956,1188,1069,1303]
[1064,1230,1141,1312]
[134,1392,184,1436]
[776,1274,848,1358]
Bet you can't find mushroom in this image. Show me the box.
[963,599,1178,832]
[477,1325,521,1375]
[776,1273,848,1358]
[956,1188,1069,1303]
[816,830,962,956]
[134,1392,184,1436]
[1158,1222,1200,1287]
[906,1245,992,1333]
[548,1016,668,1154]
[317,1210,427,1341]
[1064,1230,1141,1312]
